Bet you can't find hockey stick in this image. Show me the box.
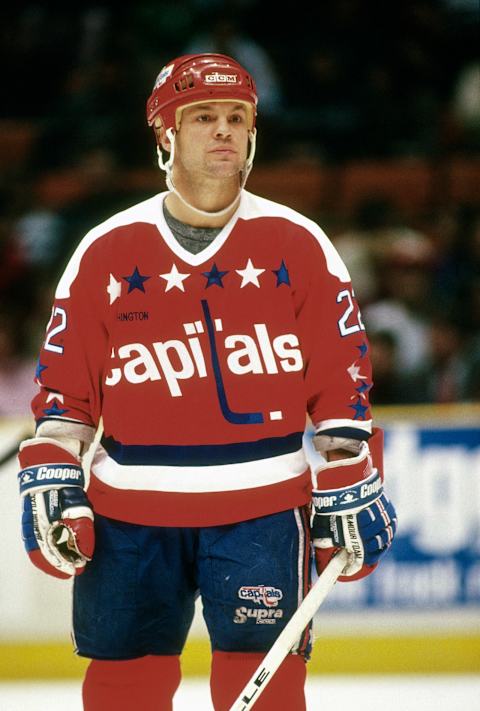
[228,548,348,711]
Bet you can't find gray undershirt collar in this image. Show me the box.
[163,201,222,255]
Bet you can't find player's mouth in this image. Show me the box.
[209,142,237,152]
[209,148,236,155]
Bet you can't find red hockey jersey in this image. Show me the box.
[32,190,373,527]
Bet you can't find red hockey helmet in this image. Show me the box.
[146,54,258,132]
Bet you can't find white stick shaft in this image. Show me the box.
[228,549,348,711]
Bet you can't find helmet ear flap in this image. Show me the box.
[153,118,173,152]
[153,118,163,144]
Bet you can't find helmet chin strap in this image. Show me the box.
[157,127,256,218]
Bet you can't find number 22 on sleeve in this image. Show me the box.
[336,289,365,337]
[44,306,67,354]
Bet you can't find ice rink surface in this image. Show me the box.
[1,676,479,711]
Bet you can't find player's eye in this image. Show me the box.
[197,113,213,122]
[229,113,244,123]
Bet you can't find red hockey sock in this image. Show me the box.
[210,651,307,711]
[82,654,181,711]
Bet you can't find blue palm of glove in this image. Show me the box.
[357,493,397,566]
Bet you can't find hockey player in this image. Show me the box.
[17,54,397,710]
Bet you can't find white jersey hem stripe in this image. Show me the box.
[91,444,309,493]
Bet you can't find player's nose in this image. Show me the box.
[214,117,231,138]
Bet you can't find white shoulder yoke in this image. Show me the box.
[56,194,165,299]
[239,191,350,283]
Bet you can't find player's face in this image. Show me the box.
[173,102,250,181]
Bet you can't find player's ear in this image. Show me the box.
[154,119,171,153]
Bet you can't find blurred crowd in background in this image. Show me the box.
[0,0,479,415]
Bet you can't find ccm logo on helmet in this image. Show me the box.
[204,72,238,84]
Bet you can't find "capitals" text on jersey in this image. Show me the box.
[105,318,303,397]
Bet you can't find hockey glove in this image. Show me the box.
[311,430,397,581]
[18,437,95,579]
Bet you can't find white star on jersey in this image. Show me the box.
[46,392,64,403]
[236,258,265,288]
[107,274,122,304]
[160,264,190,292]
[347,363,367,382]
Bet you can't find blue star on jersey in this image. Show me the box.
[355,382,371,399]
[202,263,229,288]
[35,359,48,383]
[273,260,290,287]
[357,341,368,358]
[43,399,69,417]
[349,397,369,420]
[123,266,151,293]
